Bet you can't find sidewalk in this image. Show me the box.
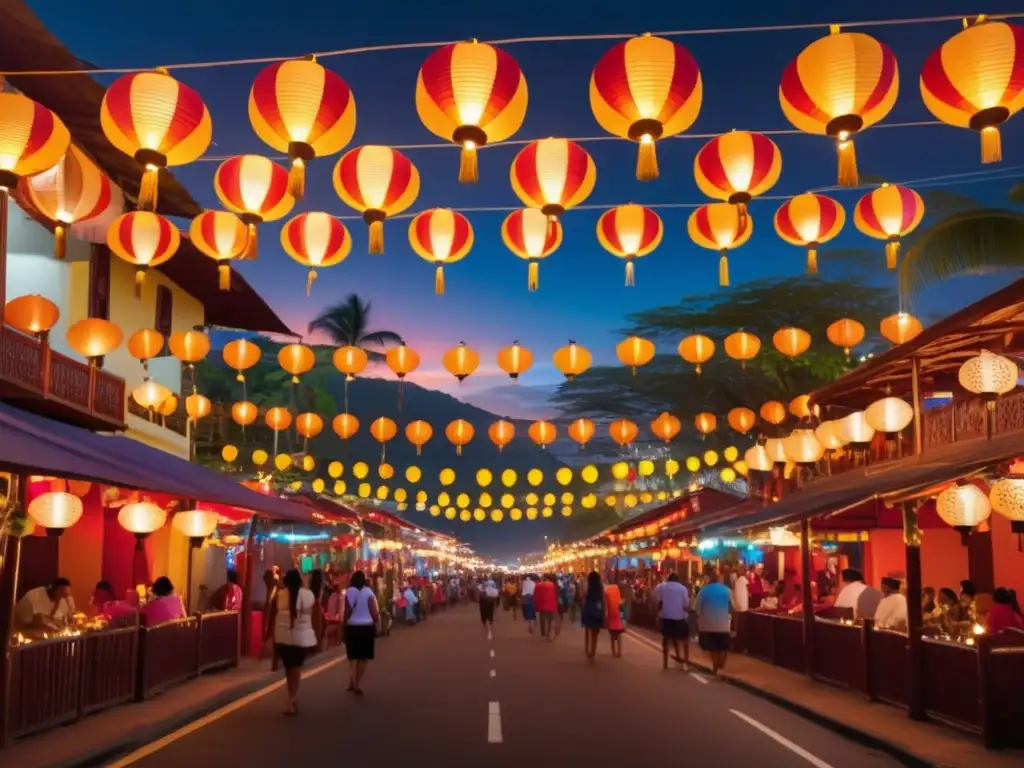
[628,625,1024,768]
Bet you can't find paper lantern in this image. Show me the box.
[28,490,83,533]
[189,211,248,290]
[568,418,596,449]
[378,463,394,480]
[773,327,812,359]
[637,459,654,477]
[723,446,739,463]
[702,450,719,468]
[581,464,599,483]
[222,445,239,463]
[510,138,596,219]
[597,205,664,286]
[688,203,753,287]
[473,508,487,522]
[920,19,1024,164]
[280,212,352,295]
[416,41,528,183]
[353,462,370,479]
[409,208,473,294]
[765,438,788,465]
[936,484,991,538]
[720,468,737,484]
[724,331,761,366]
[816,420,846,450]
[266,406,292,432]
[223,339,262,381]
[958,351,1019,405]
[155,393,178,417]
[333,346,368,381]
[784,429,824,464]
[186,393,212,422]
[880,313,923,345]
[118,500,167,536]
[528,420,557,449]
[678,334,715,374]
[405,420,433,456]
[214,155,294,258]
[779,27,898,186]
[695,412,717,436]
[990,478,1024,532]
[826,318,865,359]
[66,318,123,361]
[854,183,925,269]
[840,411,875,446]
[18,144,113,259]
[249,57,356,199]
[252,449,269,466]
[406,466,421,483]
[553,340,592,382]
[865,397,914,436]
[333,145,420,254]
[789,395,812,420]
[168,330,210,365]
[446,419,474,456]
[527,469,544,487]
[590,35,702,180]
[496,341,533,379]
[490,510,504,523]
[650,412,681,443]
[0,93,70,191]
[694,131,781,215]
[476,470,493,489]
[488,420,515,452]
[609,419,639,447]
[277,343,316,384]
[774,193,846,274]
[556,467,573,486]
[728,407,756,435]
[501,209,561,290]
[616,336,656,374]
[386,342,420,379]
[295,412,324,440]
[370,416,397,447]
[107,211,181,294]
[732,461,749,478]
[231,401,258,426]
[173,509,218,541]
[4,295,60,337]
[745,444,773,472]
[100,69,211,210]
[442,341,480,382]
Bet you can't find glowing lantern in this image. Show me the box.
[609,419,639,447]
[295,412,324,440]
[637,460,654,477]
[477,469,493,488]
[556,467,573,486]
[273,454,291,471]
[0,93,70,194]
[406,466,421,483]
[990,478,1024,533]
[527,469,544,486]
[937,483,992,539]
[353,462,370,479]
[249,56,356,199]
[685,456,701,473]
[724,446,739,462]
[409,208,473,294]
[959,351,1019,407]
[446,419,474,456]
[553,341,592,382]
[880,313,923,345]
[4,295,60,337]
[528,420,557,449]
[280,212,352,295]
[616,335,656,374]
[650,412,681,443]
[510,138,596,220]
[118,500,167,537]
[694,131,781,217]
[223,339,262,382]
[728,407,757,435]
[920,18,1024,164]
[733,460,748,477]
[500,493,515,509]
[854,184,925,269]
[214,155,294,258]
[827,318,865,359]
[745,444,773,473]
[688,202,753,287]
[774,193,846,274]
[173,509,218,542]
[333,145,420,254]
[370,417,398,459]
[865,396,914,436]
[765,438,788,465]
[155,394,178,417]
[185,393,212,422]
[840,411,876,446]
[28,489,83,534]
[231,401,258,426]
[704,450,720,467]
[278,343,316,383]
[443,341,480,382]
[773,327,811,360]
[333,346,368,381]
[266,407,292,432]
[18,144,113,260]
[474,508,487,522]
[665,459,679,478]
[169,330,210,366]
[678,335,715,374]
[488,420,515,452]
[597,205,664,286]
[386,342,420,379]
[590,35,702,181]
[724,331,760,367]
[416,41,528,183]
[695,412,717,437]
[816,420,846,450]
[721,468,737,484]
[497,341,533,379]
[107,211,181,294]
[188,211,248,290]
[402,420,433,456]
[252,449,269,466]
[784,429,825,464]
[779,27,898,186]
[379,463,394,480]
[568,418,596,449]
[501,209,561,291]
[127,329,164,366]
[66,318,122,362]
[222,445,239,463]
[490,510,504,523]
[790,395,812,420]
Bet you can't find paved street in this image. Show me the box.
[113,606,901,767]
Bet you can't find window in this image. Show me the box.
[154,285,173,357]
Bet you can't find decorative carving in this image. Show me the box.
[0,326,44,392]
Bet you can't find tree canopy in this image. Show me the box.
[307,293,402,361]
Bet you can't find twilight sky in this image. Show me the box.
[33,0,1023,418]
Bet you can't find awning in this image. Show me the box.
[0,402,312,521]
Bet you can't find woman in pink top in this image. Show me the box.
[985,588,1024,635]
[605,583,625,658]
[142,577,187,627]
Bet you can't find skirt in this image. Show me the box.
[345,624,376,661]
[275,643,308,670]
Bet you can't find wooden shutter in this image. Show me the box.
[87,244,111,320]
[154,285,173,357]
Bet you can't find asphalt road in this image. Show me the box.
[113,605,902,767]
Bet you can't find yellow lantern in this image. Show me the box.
[840,412,876,446]
[386,342,420,381]
[335,480,347,495]
[687,202,753,287]
[526,507,539,520]
[223,339,261,382]
[528,420,557,449]
[723,446,739,463]
[459,509,472,522]
[561,506,573,518]
[353,461,369,479]
[405,420,433,456]
[445,419,474,456]
[581,465,599,484]
[733,460,749,477]
[789,394,812,420]
[430,505,441,517]
[581,494,597,510]
[678,334,715,374]
[330,413,358,441]
[442,341,480,382]
[333,346,368,382]
[370,416,398,458]
[132,378,172,410]
[491,509,504,523]
[295,413,324,441]
[379,463,395,480]
[497,341,534,379]
[4,295,60,337]
[502,469,518,488]
[611,462,630,481]
[474,508,487,522]
[637,460,655,477]
[704,450,719,467]
[118,500,167,537]
[616,336,656,374]
[439,468,456,486]
[189,211,248,291]
[556,467,573,486]
[186,394,212,422]
[480,492,493,507]
[252,449,269,466]
[760,401,787,426]
[542,507,554,518]
[543,492,556,506]
[375,485,389,501]
[394,488,407,503]
[312,478,326,494]
[357,483,371,499]
[827,318,866,359]
[724,331,761,367]
[302,455,316,472]
[784,429,825,465]
[865,396,914,436]
[476,469,493,487]
[222,445,239,463]
[685,456,701,473]
[275,454,293,471]
[510,508,523,522]
[553,341,592,382]
[333,146,420,254]
[597,205,664,286]
[406,466,421,483]
[936,483,991,538]
[665,458,679,478]
[720,467,737,484]
[487,420,516,453]
[127,328,165,365]
[527,469,544,487]
[501,493,515,509]
[650,412,681,443]
[266,406,292,432]
[0,92,70,194]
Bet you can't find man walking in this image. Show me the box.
[694,572,733,676]
[653,573,690,672]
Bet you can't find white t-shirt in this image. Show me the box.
[346,586,377,626]
[521,578,536,597]
[834,581,883,620]
[273,588,316,648]
[874,593,908,630]
[654,581,689,620]
[733,575,750,612]
[834,581,866,610]
[15,586,75,627]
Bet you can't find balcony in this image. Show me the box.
[0,323,126,430]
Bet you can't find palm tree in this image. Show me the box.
[307,294,403,361]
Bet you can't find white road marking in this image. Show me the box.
[690,672,710,684]
[487,627,493,641]
[730,709,836,768]
[487,701,503,743]
[490,649,495,658]
[490,669,497,678]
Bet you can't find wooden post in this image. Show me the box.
[0,187,9,310]
[239,515,259,659]
[861,619,875,701]
[910,357,924,455]
[977,633,995,748]
[800,518,815,678]
[902,501,926,721]
[0,475,26,749]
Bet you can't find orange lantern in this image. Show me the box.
[332,412,360,440]
[127,328,165,365]
[405,420,433,456]
[280,212,352,295]
[213,155,294,259]
[442,342,480,382]
[249,57,356,199]
[693,131,781,216]
[553,340,592,382]
[18,144,113,259]
[223,339,262,382]
[386,342,420,380]
[724,331,761,367]
[416,41,528,183]
[790,394,812,419]
[189,211,248,290]
[609,419,639,447]
[590,35,702,181]
[687,202,753,287]
[266,406,292,432]
[773,327,812,359]
[278,343,315,383]
[446,419,475,456]
[695,412,717,436]
[827,318,865,359]
[231,401,258,426]
[409,209,473,294]
[728,407,757,434]
[854,183,926,269]
[774,193,846,274]
[488,420,515,452]
[169,330,210,372]
[4,295,60,337]
[567,418,596,448]
[333,346,368,381]
[650,412,681,443]
[497,341,533,380]
[528,420,557,449]
[921,18,1024,164]
[156,395,178,419]
[597,205,663,286]
[107,211,181,295]
[779,27,898,186]
[510,138,596,220]
[100,69,211,210]
[501,209,562,291]
[616,336,655,374]
[370,416,397,459]
[880,313,924,345]
[678,334,715,374]
[333,145,420,254]
[65,318,122,362]
[760,401,787,425]
[186,393,212,422]
[0,93,70,192]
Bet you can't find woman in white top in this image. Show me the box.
[344,570,379,695]
[270,569,316,715]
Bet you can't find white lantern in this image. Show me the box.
[958,351,1019,406]
[783,429,825,464]
[990,478,1024,534]
[744,444,773,472]
[815,420,846,450]
[132,378,172,410]
[765,437,788,465]
[118,501,167,536]
[840,411,875,446]
[936,484,991,542]
[27,491,83,534]
[172,509,219,541]
[769,527,800,546]
[864,397,914,436]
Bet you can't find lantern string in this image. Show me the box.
[3,13,1021,76]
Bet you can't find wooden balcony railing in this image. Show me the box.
[126,398,189,438]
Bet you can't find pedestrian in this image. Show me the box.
[344,570,379,696]
[533,574,558,640]
[480,577,499,635]
[693,572,732,676]
[605,581,625,658]
[504,577,519,620]
[521,573,537,634]
[270,569,316,715]
[654,573,690,671]
[580,571,605,662]
[567,576,579,623]
[402,581,419,624]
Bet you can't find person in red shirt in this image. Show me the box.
[533,574,558,641]
[985,587,1024,635]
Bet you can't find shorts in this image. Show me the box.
[660,619,689,640]
[699,631,731,652]
[275,643,308,670]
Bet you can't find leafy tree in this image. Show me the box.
[307,293,403,361]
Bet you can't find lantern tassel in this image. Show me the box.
[244,223,258,260]
[306,268,317,296]
[456,445,462,457]
[288,158,306,200]
[135,268,145,299]
[218,263,231,291]
[458,143,479,184]
[527,261,539,292]
[435,265,445,295]
[138,165,160,211]
[886,240,900,270]
[625,260,635,287]
[416,445,422,457]
[636,137,658,182]
[368,220,384,255]
[836,139,858,187]
[54,224,67,260]
[980,126,1002,164]
[807,247,818,275]
[719,254,730,287]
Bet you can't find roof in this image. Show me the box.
[607,488,747,537]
